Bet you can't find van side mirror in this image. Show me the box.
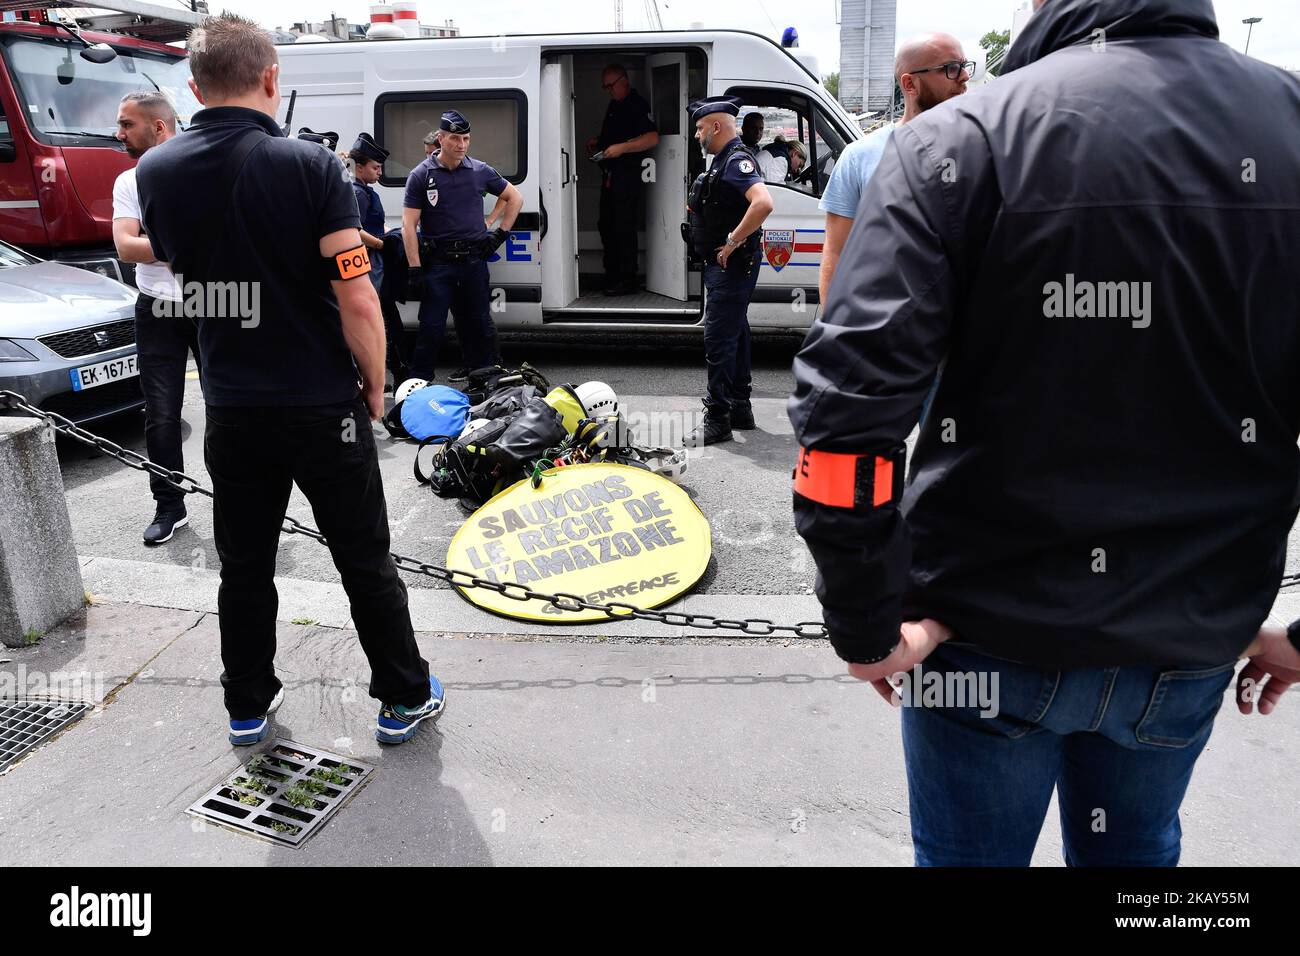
[0,143,16,163]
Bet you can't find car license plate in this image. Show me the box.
[70,354,139,391]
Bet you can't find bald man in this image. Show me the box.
[818,33,972,305]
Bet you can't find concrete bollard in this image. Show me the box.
[0,415,85,648]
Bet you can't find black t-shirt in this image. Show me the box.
[597,89,657,178]
[137,106,361,407]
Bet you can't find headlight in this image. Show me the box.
[0,340,37,363]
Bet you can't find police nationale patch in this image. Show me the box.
[738,159,755,174]
[763,229,795,272]
[426,188,439,207]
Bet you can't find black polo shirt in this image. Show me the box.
[136,106,361,407]
[597,89,657,180]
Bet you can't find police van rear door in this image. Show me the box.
[539,56,579,309]
[642,52,688,302]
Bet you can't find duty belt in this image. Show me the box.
[421,237,480,262]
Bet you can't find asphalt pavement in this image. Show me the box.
[6,329,1298,866]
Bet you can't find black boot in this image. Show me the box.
[687,411,733,446]
[731,401,756,430]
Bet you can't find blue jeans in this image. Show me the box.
[701,256,760,415]
[411,257,500,379]
[901,640,1237,866]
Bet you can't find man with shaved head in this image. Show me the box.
[817,32,971,305]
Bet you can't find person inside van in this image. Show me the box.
[741,111,764,149]
[757,135,806,184]
[587,63,659,296]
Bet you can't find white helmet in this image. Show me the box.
[459,417,491,440]
[642,448,688,482]
[575,380,618,417]
[395,378,429,403]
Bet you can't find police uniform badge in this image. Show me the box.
[426,172,439,207]
[738,158,755,175]
[763,229,795,272]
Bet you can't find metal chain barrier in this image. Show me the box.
[1,390,830,639]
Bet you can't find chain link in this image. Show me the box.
[2,390,829,639]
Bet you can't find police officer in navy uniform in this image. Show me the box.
[587,64,659,296]
[685,96,774,446]
[401,109,523,379]
[349,132,409,385]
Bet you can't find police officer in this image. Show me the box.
[349,132,409,385]
[136,13,442,746]
[587,64,659,296]
[401,109,522,379]
[685,96,774,446]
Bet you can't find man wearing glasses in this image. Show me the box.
[818,34,972,306]
[587,64,660,296]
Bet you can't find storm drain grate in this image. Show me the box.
[0,699,92,773]
[187,740,374,847]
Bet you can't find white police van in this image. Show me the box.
[275,29,859,334]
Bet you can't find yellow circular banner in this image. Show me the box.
[446,462,711,623]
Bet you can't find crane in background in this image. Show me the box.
[614,0,664,31]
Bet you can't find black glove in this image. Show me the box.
[478,228,510,260]
[406,265,426,301]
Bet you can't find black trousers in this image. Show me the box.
[702,257,760,415]
[134,293,200,510]
[204,396,430,719]
[597,172,642,285]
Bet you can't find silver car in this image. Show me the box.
[0,240,143,424]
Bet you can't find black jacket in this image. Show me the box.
[789,0,1300,669]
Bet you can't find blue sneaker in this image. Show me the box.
[376,676,446,744]
[228,687,285,746]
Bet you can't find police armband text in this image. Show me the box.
[792,446,905,510]
[325,245,372,280]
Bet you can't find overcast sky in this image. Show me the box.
[206,0,1299,73]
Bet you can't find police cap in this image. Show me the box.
[297,127,339,150]
[351,131,389,164]
[688,95,744,125]
[439,110,471,134]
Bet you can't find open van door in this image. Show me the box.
[643,52,688,301]
[540,57,579,309]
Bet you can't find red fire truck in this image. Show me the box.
[0,2,203,281]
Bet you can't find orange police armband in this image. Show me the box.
[326,245,372,280]
[792,446,905,510]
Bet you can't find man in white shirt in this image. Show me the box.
[112,91,195,546]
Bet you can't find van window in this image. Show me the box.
[811,105,850,194]
[727,87,817,195]
[376,91,527,186]
[727,86,854,197]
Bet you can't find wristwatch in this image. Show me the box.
[1288,619,1300,655]
[725,231,741,248]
